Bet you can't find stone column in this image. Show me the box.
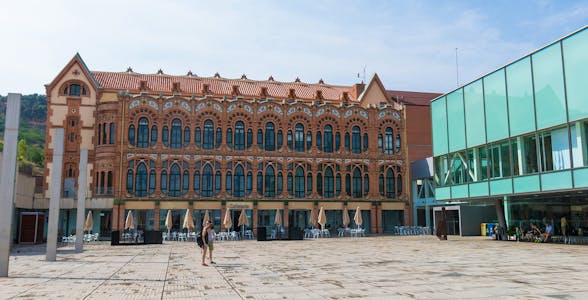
[370,204,377,234]
[220,203,226,231]
[47,128,65,261]
[0,93,21,277]
[283,203,289,228]
[252,203,258,236]
[153,204,160,231]
[375,204,382,234]
[75,150,88,252]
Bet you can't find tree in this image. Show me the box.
[17,139,28,161]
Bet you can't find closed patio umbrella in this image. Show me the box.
[342,207,350,228]
[274,209,282,226]
[182,209,194,231]
[125,210,135,230]
[309,207,318,228]
[238,208,249,237]
[354,207,363,229]
[223,209,232,232]
[202,210,210,227]
[84,210,94,232]
[165,210,173,231]
[318,207,327,230]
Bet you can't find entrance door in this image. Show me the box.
[100,211,112,238]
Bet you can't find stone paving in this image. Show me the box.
[1,236,588,299]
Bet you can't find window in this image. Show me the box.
[182,170,189,195]
[277,130,283,150]
[449,151,468,185]
[277,172,283,195]
[257,128,263,150]
[295,124,304,152]
[324,167,334,198]
[215,127,222,148]
[227,128,233,149]
[183,127,191,147]
[169,164,181,196]
[363,133,368,152]
[257,171,264,195]
[170,119,182,149]
[215,171,221,195]
[226,172,232,195]
[107,171,113,194]
[162,126,169,147]
[571,121,588,168]
[363,174,369,195]
[126,169,133,194]
[385,128,393,154]
[202,164,213,196]
[128,125,135,146]
[265,123,275,151]
[69,84,81,96]
[316,132,322,151]
[488,141,511,179]
[137,118,149,148]
[324,125,333,153]
[102,123,107,145]
[317,172,323,196]
[352,126,361,154]
[246,172,252,196]
[467,146,488,182]
[395,134,401,153]
[287,130,293,149]
[306,131,312,151]
[195,127,201,147]
[345,133,350,152]
[287,172,293,195]
[515,134,539,175]
[150,125,157,146]
[203,120,214,149]
[265,166,275,197]
[247,129,253,149]
[135,163,147,196]
[295,167,305,197]
[233,165,245,197]
[336,173,341,196]
[396,169,402,196]
[335,132,341,151]
[160,170,167,193]
[352,168,362,197]
[194,171,201,195]
[149,170,155,194]
[345,174,351,196]
[98,124,101,145]
[235,121,245,150]
[109,123,115,144]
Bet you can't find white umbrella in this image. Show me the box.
[223,209,232,232]
[354,207,363,229]
[182,209,194,231]
[318,207,327,230]
[84,210,94,232]
[342,207,350,228]
[309,207,318,228]
[165,210,173,239]
[124,210,135,230]
[274,209,282,226]
[238,208,249,237]
[202,210,210,227]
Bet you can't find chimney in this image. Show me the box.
[351,83,365,100]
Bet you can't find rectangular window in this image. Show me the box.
[533,43,566,130]
[446,90,466,152]
[432,97,448,156]
[434,155,449,187]
[515,134,539,175]
[507,57,536,136]
[484,69,509,142]
[563,29,588,121]
[539,127,571,172]
[571,121,588,168]
[464,80,486,147]
[467,146,488,182]
[449,151,468,185]
[488,140,511,179]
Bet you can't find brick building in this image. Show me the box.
[42,54,439,237]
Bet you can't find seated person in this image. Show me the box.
[525,223,541,241]
[541,223,553,242]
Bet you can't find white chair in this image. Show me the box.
[321,229,330,238]
[312,229,320,239]
[171,232,178,241]
[337,228,344,237]
[178,233,187,241]
[162,232,168,241]
[270,230,276,239]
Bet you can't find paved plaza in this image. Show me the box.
[1,236,588,299]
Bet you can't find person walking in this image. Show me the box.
[436,207,448,240]
[201,220,212,266]
[207,220,216,264]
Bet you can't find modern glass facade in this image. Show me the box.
[432,27,588,202]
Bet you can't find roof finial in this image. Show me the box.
[268,75,274,81]
[318,78,324,84]
[294,77,301,83]
[126,67,133,73]
[187,70,193,76]
[157,69,164,75]
[214,72,221,78]
[241,74,247,79]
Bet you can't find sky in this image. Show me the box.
[0,0,586,96]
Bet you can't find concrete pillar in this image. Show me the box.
[75,150,88,252]
[495,198,507,241]
[47,128,65,261]
[0,93,21,277]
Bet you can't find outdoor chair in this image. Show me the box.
[312,229,321,239]
[337,228,345,237]
[321,229,330,238]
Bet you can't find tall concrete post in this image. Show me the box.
[75,149,88,252]
[46,128,64,261]
[0,93,21,277]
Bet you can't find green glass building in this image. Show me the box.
[431,26,588,234]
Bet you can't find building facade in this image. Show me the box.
[431,26,588,235]
[42,55,438,237]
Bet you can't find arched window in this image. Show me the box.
[203,120,214,149]
[170,119,182,149]
[257,129,263,150]
[316,131,322,151]
[379,174,384,196]
[128,125,135,146]
[397,170,402,197]
[69,84,81,96]
[306,172,312,196]
[195,127,201,147]
[295,167,305,197]
[246,172,252,195]
[226,171,232,195]
[363,173,369,195]
[247,129,253,149]
[194,170,201,195]
[344,133,350,152]
[169,164,181,196]
[235,121,245,150]
[137,118,149,148]
[265,123,275,151]
[135,163,147,196]
[324,167,334,198]
[109,123,115,144]
[149,170,156,194]
[182,170,189,194]
[162,126,169,147]
[287,172,293,195]
[378,134,383,153]
[126,169,133,194]
[287,130,293,149]
[363,133,369,152]
[295,124,304,152]
[335,132,341,151]
[386,168,395,198]
[385,128,394,154]
[264,166,275,197]
[306,131,312,151]
[277,172,283,195]
[317,172,324,197]
[102,123,107,145]
[234,165,244,197]
[98,124,101,145]
[324,125,333,153]
[215,127,222,148]
[336,173,341,196]
[160,170,168,194]
[257,171,263,195]
[352,126,361,154]
[202,164,213,196]
[214,171,221,195]
[150,125,157,146]
[345,174,351,196]
[396,134,401,153]
[277,130,283,150]
[183,127,191,147]
[352,168,362,197]
[226,128,233,149]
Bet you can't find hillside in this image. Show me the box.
[0,94,47,168]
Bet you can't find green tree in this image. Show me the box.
[17,139,28,161]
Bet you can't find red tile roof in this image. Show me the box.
[385,90,442,106]
[92,71,356,102]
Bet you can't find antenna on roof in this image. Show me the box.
[455,48,460,87]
